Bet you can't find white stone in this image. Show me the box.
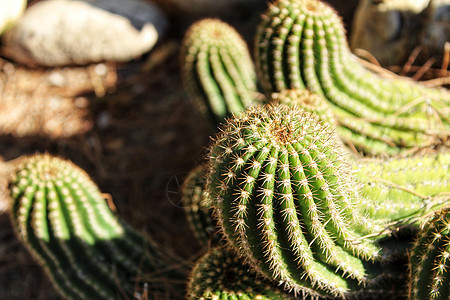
[1,0,168,67]
[0,0,26,35]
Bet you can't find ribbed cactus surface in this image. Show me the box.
[354,152,450,223]
[255,0,449,154]
[181,164,220,247]
[8,154,180,300]
[409,208,450,300]
[181,18,262,127]
[187,246,293,300]
[206,104,387,297]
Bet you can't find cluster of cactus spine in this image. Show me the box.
[8,154,183,300]
[254,0,449,154]
[180,18,262,127]
[187,246,293,299]
[409,207,449,300]
[206,103,389,297]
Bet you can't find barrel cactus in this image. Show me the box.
[255,0,450,154]
[8,154,183,300]
[206,103,390,297]
[409,207,450,300]
[181,18,262,127]
[187,246,294,299]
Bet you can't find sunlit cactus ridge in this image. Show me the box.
[255,0,450,154]
[206,104,387,297]
[409,208,450,300]
[9,154,178,300]
[181,18,261,127]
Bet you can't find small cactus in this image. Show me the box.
[181,164,221,247]
[206,103,387,297]
[8,154,182,300]
[181,18,263,127]
[255,0,449,154]
[187,246,295,299]
[409,207,450,300]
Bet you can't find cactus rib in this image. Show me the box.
[181,18,262,127]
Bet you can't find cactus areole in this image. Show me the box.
[206,104,385,297]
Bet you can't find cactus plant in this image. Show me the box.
[354,152,450,223]
[206,103,391,297]
[8,154,183,300]
[181,164,221,247]
[187,246,295,299]
[254,0,450,154]
[181,18,263,127]
[409,207,450,300]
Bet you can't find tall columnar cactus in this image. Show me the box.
[181,164,220,247]
[8,154,183,300]
[206,103,389,297]
[255,0,450,154]
[187,246,294,299]
[409,208,449,300]
[181,18,262,127]
[353,152,450,223]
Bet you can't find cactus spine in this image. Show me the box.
[255,0,449,154]
[187,246,293,299]
[206,103,388,297]
[409,208,450,300]
[181,18,262,127]
[8,154,181,300]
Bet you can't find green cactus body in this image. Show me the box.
[271,89,403,155]
[181,18,262,127]
[353,152,450,223]
[255,0,449,154]
[9,154,180,300]
[206,104,387,297]
[181,164,221,247]
[409,208,450,300]
[187,246,295,300]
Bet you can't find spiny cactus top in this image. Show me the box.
[181,18,261,127]
[206,104,387,297]
[187,246,295,300]
[255,0,449,153]
[409,207,449,300]
[8,154,181,300]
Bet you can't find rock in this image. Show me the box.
[1,0,168,67]
[350,0,430,66]
[419,0,450,59]
[0,0,26,35]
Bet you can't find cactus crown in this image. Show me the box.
[206,104,387,297]
[409,208,450,300]
[9,154,180,300]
